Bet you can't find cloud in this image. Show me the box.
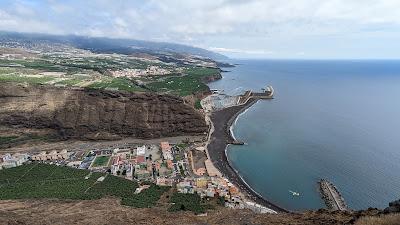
[209,47,273,55]
[0,0,399,58]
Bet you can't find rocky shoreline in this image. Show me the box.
[207,98,289,213]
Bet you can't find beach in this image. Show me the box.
[206,98,289,213]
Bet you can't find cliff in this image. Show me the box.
[0,83,207,140]
[201,72,223,83]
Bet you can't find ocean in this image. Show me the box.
[208,59,400,211]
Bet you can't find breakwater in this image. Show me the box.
[319,179,349,211]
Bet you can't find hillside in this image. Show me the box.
[0,198,398,225]
[0,31,228,61]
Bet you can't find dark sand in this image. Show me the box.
[208,98,289,213]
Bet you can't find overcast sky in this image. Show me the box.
[0,0,399,59]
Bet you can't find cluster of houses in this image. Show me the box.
[107,142,177,180]
[175,176,276,213]
[0,150,70,169]
[31,150,70,161]
[110,65,172,78]
[176,177,239,199]
[0,153,29,169]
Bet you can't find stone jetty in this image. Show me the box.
[319,179,349,211]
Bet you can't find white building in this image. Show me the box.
[162,151,173,161]
[136,145,146,156]
[0,153,29,169]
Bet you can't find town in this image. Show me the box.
[0,139,274,214]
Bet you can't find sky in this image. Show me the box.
[0,0,399,59]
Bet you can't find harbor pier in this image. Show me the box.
[319,179,349,211]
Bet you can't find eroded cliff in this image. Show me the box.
[0,83,207,140]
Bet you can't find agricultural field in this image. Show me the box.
[0,50,220,97]
[168,192,212,214]
[147,67,219,96]
[121,184,170,208]
[0,73,55,84]
[0,163,169,208]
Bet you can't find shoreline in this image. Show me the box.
[207,98,289,213]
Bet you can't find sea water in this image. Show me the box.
[208,60,400,211]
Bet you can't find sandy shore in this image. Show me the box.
[207,98,289,213]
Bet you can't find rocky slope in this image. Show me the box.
[0,198,396,225]
[0,83,207,140]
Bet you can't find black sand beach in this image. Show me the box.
[207,98,289,213]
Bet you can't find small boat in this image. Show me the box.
[289,190,300,196]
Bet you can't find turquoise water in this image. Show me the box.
[208,60,400,211]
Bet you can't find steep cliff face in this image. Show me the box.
[201,72,223,83]
[0,83,207,140]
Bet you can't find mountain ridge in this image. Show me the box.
[0,31,228,60]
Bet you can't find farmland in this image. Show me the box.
[0,163,169,208]
[168,192,211,214]
[147,67,219,96]
[0,49,221,97]
[0,74,55,84]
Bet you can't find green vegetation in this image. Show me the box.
[90,174,138,198]
[168,193,209,214]
[0,74,54,84]
[121,185,170,208]
[0,164,168,208]
[179,165,185,176]
[0,134,58,147]
[147,67,219,96]
[0,164,103,200]
[0,55,219,96]
[194,99,203,109]
[0,136,19,145]
[91,156,110,167]
[176,143,188,150]
[88,77,146,92]
[0,59,68,72]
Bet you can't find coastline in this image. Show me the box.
[206,98,289,213]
